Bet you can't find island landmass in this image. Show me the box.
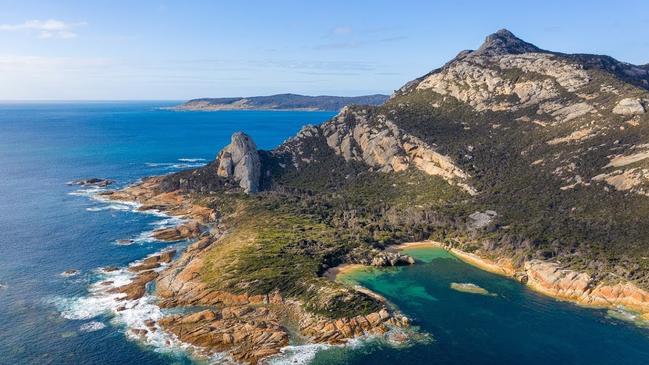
[95,29,649,363]
[167,93,389,112]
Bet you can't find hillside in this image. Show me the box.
[105,29,649,363]
[169,93,389,111]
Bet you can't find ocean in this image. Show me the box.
[1,102,649,365]
[0,102,334,364]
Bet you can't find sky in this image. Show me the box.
[0,0,648,100]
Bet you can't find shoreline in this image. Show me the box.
[88,175,649,361]
[95,179,410,364]
[330,240,649,323]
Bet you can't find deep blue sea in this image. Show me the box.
[1,102,649,365]
[0,102,334,364]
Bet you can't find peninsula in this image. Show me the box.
[168,93,389,111]
[100,29,649,363]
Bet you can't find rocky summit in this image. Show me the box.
[106,29,649,363]
[216,132,261,193]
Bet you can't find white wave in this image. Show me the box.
[114,239,135,246]
[607,307,641,323]
[52,263,188,351]
[266,344,331,365]
[178,158,206,162]
[80,321,106,332]
[151,216,184,228]
[66,178,209,358]
[146,161,206,170]
[68,186,106,197]
[86,204,132,212]
[171,163,206,169]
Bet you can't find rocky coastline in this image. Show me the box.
[98,178,410,364]
[390,241,649,321]
[75,28,649,363]
[94,170,649,363]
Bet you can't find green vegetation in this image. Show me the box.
[181,168,469,318]
[161,42,649,320]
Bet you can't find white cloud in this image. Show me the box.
[332,26,353,35]
[0,55,110,71]
[0,19,86,39]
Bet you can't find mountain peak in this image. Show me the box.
[475,29,543,56]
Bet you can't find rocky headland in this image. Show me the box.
[94,29,649,363]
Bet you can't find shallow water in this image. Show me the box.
[316,247,649,365]
[0,102,334,364]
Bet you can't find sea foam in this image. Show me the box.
[80,321,106,332]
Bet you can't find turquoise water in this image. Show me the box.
[312,247,649,365]
[2,102,649,365]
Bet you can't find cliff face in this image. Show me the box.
[276,107,476,194]
[215,132,261,193]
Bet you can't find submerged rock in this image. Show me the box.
[450,282,495,296]
[61,269,79,277]
[216,132,261,193]
[68,178,115,187]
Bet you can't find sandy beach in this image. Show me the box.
[323,263,367,281]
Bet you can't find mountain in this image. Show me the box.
[169,93,389,111]
[105,29,649,363]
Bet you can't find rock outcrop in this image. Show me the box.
[467,210,498,230]
[216,132,261,193]
[279,107,477,194]
[68,178,114,187]
[371,252,415,266]
[474,28,544,56]
[95,28,649,364]
[524,260,649,317]
[159,307,289,364]
[613,98,646,115]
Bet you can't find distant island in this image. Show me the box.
[167,93,389,111]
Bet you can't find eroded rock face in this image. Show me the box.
[467,210,497,230]
[159,307,289,364]
[316,108,476,194]
[524,260,649,314]
[216,132,261,193]
[613,98,646,115]
[415,50,590,113]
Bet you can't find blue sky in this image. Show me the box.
[1,0,648,100]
